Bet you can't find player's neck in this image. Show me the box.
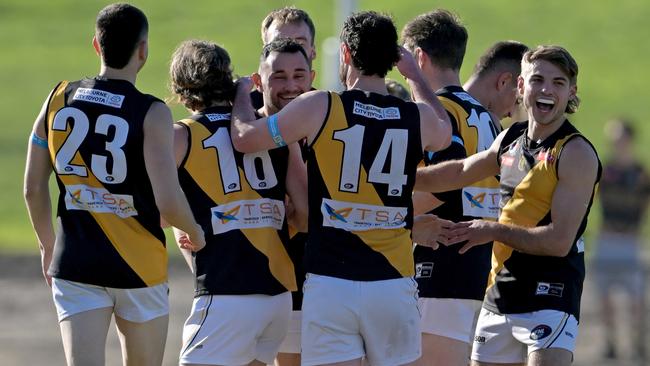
[463,75,487,105]
[98,64,137,85]
[527,115,565,142]
[424,66,461,92]
[347,74,388,95]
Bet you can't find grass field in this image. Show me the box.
[2,0,649,252]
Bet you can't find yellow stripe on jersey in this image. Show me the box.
[312,93,414,277]
[181,120,296,291]
[487,133,579,289]
[47,83,167,286]
[439,96,499,190]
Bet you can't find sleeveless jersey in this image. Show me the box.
[304,90,423,281]
[177,106,295,296]
[45,78,166,289]
[485,120,601,320]
[415,86,501,300]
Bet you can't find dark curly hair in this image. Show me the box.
[169,40,235,111]
[340,11,399,78]
[402,9,467,71]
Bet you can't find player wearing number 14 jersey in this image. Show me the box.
[24,4,204,365]
[231,12,451,366]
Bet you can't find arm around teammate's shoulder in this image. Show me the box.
[231,77,328,153]
[415,127,505,193]
[143,101,204,251]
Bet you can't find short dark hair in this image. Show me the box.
[341,11,399,78]
[472,41,529,78]
[95,3,148,69]
[261,7,316,45]
[523,45,580,113]
[402,9,467,71]
[169,40,235,111]
[261,38,311,68]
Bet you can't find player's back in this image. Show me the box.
[305,89,423,281]
[177,106,296,296]
[415,86,500,300]
[45,77,166,289]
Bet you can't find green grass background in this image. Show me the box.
[2,0,649,252]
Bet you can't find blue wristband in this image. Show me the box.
[31,132,48,149]
[267,114,286,147]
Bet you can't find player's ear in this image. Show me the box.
[517,75,525,95]
[137,39,148,62]
[92,35,101,56]
[414,47,428,70]
[252,72,263,92]
[340,42,351,65]
[310,70,316,83]
[496,72,512,92]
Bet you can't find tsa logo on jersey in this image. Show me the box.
[73,88,125,108]
[210,198,285,235]
[461,187,500,219]
[452,92,482,106]
[64,184,137,218]
[352,101,401,120]
[321,198,407,231]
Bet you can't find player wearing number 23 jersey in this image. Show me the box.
[46,77,167,288]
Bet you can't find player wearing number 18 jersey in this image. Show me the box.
[169,40,308,366]
[24,4,204,365]
[231,12,451,366]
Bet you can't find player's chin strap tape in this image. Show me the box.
[267,114,287,147]
[31,132,48,149]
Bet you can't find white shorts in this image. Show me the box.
[419,297,482,343]
[51,278,168,323]
[301,274,421,366]
[471,308,579,364]
[179,292,291,365]
[278,310,301,354]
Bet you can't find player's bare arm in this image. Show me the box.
[285,142,308,232]
[144,101,205,251]
[24,95,56,286]
[415,128,505,193]
[230,77,328,153]
[450,137,599,256]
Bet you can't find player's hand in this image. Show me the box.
[444,220,494,254]
[178,225,206,252]
[396,46,421,81]
[412,214,455,249]
[39,247,53,287]
[236,76,254,93]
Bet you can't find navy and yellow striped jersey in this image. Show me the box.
[415,85,500,300]
[45,78,166,289]
[485,120,601,320]
[177,106,295,296]
[304,90,423,281]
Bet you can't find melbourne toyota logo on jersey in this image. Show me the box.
[352,101,401,120]
[72,88,125,108]
[64,184,137,218]
[210,198,285,234]
[321,198,407,231]
[461,187,500,219]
